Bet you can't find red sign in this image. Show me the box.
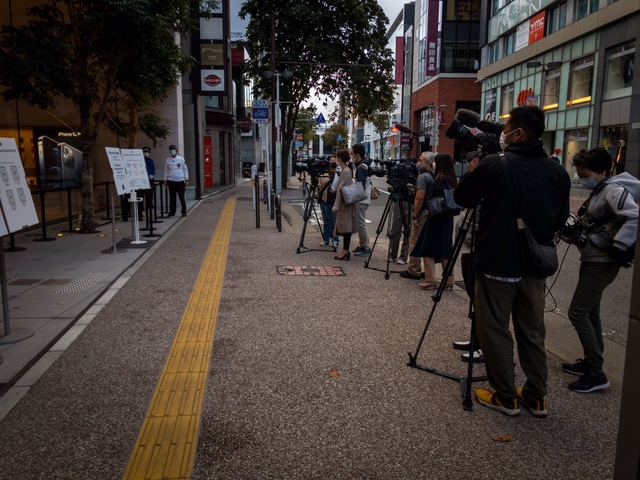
[204,74,221,87]
[516,88,535,106]
[425,0,439,76]
[395,37,404,84]
[236,117,252,130]
[529,11,546,44]
[204,135,213,189]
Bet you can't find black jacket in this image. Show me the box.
[454,140,571,277]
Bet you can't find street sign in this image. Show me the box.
[316,113,326,124]
[252,99,270,124]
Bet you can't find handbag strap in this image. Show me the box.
[499,152,526,231]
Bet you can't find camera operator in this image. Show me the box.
[454,106,571,417]
[399,152,435,280]
[318,157,340,247]
[561,148,639,393]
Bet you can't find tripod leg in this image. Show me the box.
[297,188,315,253]
[364,193,392,269]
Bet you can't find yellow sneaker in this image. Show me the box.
[516,387,548,417]
[475,388,520,416]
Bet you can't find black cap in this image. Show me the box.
[169,144,177,150]
[142,146,151,153]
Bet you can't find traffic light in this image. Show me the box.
[391,126,399,133]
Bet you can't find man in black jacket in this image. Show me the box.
[454,106,570,417]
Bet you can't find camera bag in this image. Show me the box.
[499,152,558,278]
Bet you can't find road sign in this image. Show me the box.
[252,99,270,124]
[316,113,326,124]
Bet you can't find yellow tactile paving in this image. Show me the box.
[123,199,235,480]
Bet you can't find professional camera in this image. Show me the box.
[445,109,503,155]
[560,213,597,248]
[294,157,330,177]
[371,159,418,197]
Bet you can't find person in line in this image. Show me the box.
[351,144,372,256]
[318,156,340,247]
[411,153,458,291]
[454,105,571,417]
[562,148,639,393]
[399,152,435,280]
[332,149,358,260]
[141,146,156,217]
[164,144,189,217]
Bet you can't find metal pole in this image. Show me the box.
[276,73,282,194]
[255,172,260,229]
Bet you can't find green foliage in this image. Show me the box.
[369,110,395,156]
[240,0,395,183]
[323,124,350,152]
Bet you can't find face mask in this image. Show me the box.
[170,149,177,156]
[144,152,150,158]
[417,161,428,173]
[581,174,599,190]
[499,129,518,151]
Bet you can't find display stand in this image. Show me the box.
[102,188,127,254]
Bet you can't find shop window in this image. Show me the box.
[567,54,593,107]
[601,126,628,172]
[499,83,514,120]
[575,0,598,21]
[547,2,567,34]
[604,42,635,101]
[503,31,517,56]
[488,41,499,64]
[565,128,589,179]
[542,66,561,111]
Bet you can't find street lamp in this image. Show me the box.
[262,69,293,194]
[526,61,562,70]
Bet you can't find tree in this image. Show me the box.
[239,0,395,188]
[369,110,396,160]
[0,0,216,232]
[322,124,350,153]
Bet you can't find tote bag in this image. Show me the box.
[341,180,367,205]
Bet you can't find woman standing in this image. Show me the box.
[411,153,458,290]
[562,148,639,393]
[332,149,358,260]
[318,156,340,247]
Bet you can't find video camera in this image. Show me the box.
[445,109,503,156]
[370,159,418,197]
[294,157,330,177]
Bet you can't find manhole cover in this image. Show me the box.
[277,266,345,276]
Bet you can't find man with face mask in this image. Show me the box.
[141,147,156,217]
[164,144,189,217]
[454,106,570,417]
[399,151,435,279]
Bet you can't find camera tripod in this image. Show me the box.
[407,207,487,411]
[297,176,337,254]
[364,188,411,279]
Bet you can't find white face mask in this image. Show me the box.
[499,129,518,151]
[170,149,177,156]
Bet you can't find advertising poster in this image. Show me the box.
[0,138,39,234]
[484,88,498,122]
[34,127,84,190]
[120,149,150,190]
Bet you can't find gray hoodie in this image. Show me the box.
[579,172,640,262]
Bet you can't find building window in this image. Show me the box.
[500,83,514,119]
[543,66,561,111]
[575,0,598,21]
[547,2,567,34]
[488,41,499,64]
[567,54,594,107]
[503,31,517,56]
[604,42,635,100]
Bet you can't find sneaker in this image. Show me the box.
[353,246,365,254]
[388,256,397,263]
[452,340,472,351]
[516,388,548,417]
[562,359,587,376]
[354,247,371,257]
[475,388,520,416]
[461,349,484,363]
[320,240,329,246]
[568,370,610,393]
[396,257,406,265]
[332,240,340,248]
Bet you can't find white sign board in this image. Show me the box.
[105,148,150,194]
[0,138,39,234]
[120,149,150,190]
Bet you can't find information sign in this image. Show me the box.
[0,138,39,234]
[120,149,151,190]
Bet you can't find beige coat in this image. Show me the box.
[333,167,358,235]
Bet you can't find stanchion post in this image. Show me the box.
[254,172,260,229]
[64,187,74,233]
[34,190,55,242]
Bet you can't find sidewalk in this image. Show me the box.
[0,179,624,479]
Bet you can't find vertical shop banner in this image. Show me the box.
[484,89,498,122]
[204,136,213,189]
[120,149,151,190]
[0,138,39,234]
[425,0,439,76]
[395,37,405,84]
[529,11,546,44]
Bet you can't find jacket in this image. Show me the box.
[355,161,371,205]
[578,172,640,262]
[333,167,358,235]
[454,140,571,277]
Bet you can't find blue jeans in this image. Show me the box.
[320,202,339,243]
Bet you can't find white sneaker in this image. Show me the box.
[396,257,406,265]
[320,240,329,246]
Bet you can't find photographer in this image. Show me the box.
[562,148,639,393]
[399,152,435,280]
[454,106,571,417]
[318,157,340,247]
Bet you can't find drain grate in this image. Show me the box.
[8,279,43,285]
[56,272,112,293]
[41,279,73,285]
[277,266,345,276]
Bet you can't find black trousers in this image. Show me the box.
[167,180,186,215]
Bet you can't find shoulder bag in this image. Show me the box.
[499,152,558,278]
[341,169,367,205]
[427,178,461,219]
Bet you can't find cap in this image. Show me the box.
[142,146,151,153]
[169,144,177,150]
[466,151,480,162]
